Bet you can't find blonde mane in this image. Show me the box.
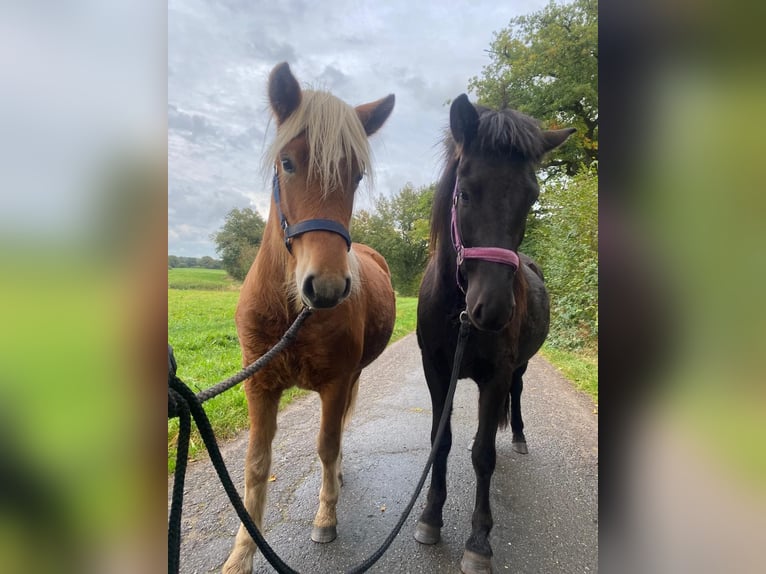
[265,90,373,194]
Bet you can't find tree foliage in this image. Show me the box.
[211,208,265,281]
[352,183,434,296]
[468,0,597,176]
[523,166,598,351]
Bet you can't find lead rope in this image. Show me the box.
[168,312,471,574]
[344,311,472,574]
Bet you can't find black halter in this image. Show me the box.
[272,168,352,254]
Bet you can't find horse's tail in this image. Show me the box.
[498,393,511,430]
[342,371,361,429]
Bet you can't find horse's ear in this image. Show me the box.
[269,62,302,124]
[356,94,395,136]
[450,94,479,149]
[541,128,576,152]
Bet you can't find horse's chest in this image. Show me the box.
[247,330,359,392]
[460,341,514,382]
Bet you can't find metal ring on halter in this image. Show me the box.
[459,310,470,324]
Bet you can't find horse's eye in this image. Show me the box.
[355,172,364,185]
[281,157,295,174]
[459,190,469,202]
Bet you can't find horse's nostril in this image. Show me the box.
[343,277,351,298]
[303,275,316,302]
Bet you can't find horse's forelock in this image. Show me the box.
[474,106,547,161]
[265,90,373,196]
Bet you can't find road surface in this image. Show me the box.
[169,333,598,573]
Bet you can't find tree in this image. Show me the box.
[211,208,266,280]
[352,183,434,296]
[468,0,597,176]
[199,255,222,269]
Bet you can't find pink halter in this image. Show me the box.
[450,177,520,292]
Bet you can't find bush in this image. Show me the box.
[524,167,598,352]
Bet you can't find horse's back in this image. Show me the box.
[352,242,391,276]
[520,253,545,283]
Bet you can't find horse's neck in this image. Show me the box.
[431,235,465,307]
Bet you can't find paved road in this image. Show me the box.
[169,334,598,574]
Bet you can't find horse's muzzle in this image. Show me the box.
[301,274,352,309]
[466,305,513,332]
[465,290,515,332]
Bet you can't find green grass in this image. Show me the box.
[391,296,417,343]
[541,344,598,404]
[168,267,239,290]
[168,288,244,471]
[168,275,419,472]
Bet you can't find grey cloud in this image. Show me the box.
[168,105,220,141]
[245,40,297,65]
[226,123,267,151]
[317,65,349,90]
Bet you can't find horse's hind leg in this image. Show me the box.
[511,362,528,454]
[311,378,349,543]
[222,385,281,574]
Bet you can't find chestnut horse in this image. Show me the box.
[414,94,574,574]
[222,63,396,574]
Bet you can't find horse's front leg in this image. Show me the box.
[414,355,453,545]
[222,384,281,574]
[311,378,349,543]
[461,379,508,574]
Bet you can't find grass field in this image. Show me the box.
[168,268,418,472]
[168,267,240,290]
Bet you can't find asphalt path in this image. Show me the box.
[169,333,598,573]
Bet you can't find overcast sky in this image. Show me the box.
[168,0,550,257]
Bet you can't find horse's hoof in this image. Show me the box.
[414,521,441,545]
[311,525,337,544]
[460,549,493,574]
[512,440,528,454]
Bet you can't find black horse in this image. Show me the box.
[414,94,574,574]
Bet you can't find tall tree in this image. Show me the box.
[352,183,434,296]
[211,208,265,280]
[468,0,597,176]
